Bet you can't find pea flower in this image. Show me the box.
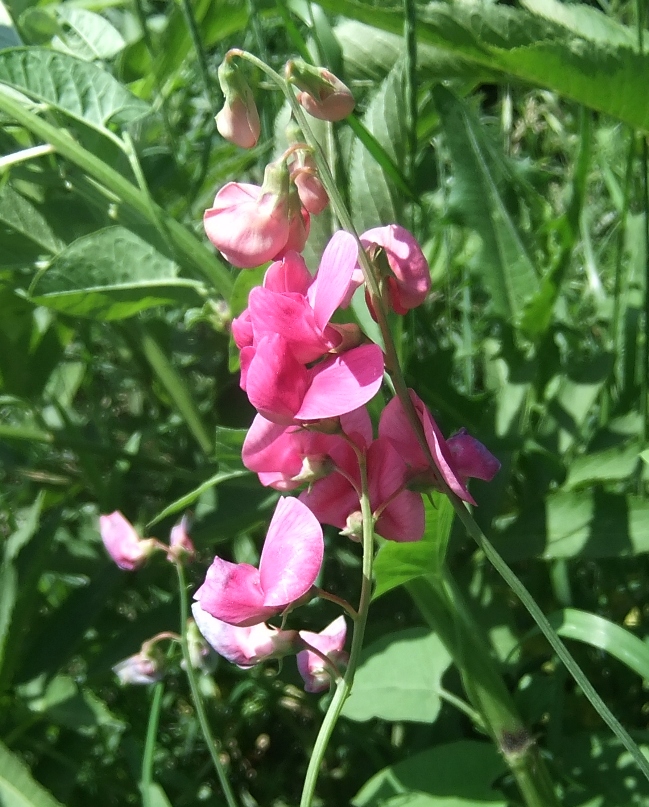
[113,650,162,685]
[167,515,195,562]
[204,159,309,268]
[99,511,157,571]
[194,497,323,627]
[379,390,500,505]
[360,224,431,316]
[192,602,299,668]
[297,616,348,693]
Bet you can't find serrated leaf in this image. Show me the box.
[0,740,65,807]
[435,85,539,321]
[318,0,649,132]
[0,184,64,254]
[30,227,205,320]
[52,7,126,61]
[349,61,406,232]
[343,627,452,723]
[0,47,149,132]
[352,741,507,807]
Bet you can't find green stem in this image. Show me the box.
[175,562,239,807]
[139,681,164,807]
[408,573,559,807]
[299,447,375,807]
[0,87,232,298]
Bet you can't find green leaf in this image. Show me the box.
[318,1,649,132]
[520,0,636,49]
[0,184,64,254]
[494,489,649,560]
[434,85,539,321]
[0,739,65,807]
[349,60,406,232]
[147,469,250,528]
[352,741,507,807]
[373,493,454,600]
[343,627,452,723]
[564,441,641,490]
[51,6,126,61]
[539,608,649,680]
[0,47,149,131]
[30,227,205,320]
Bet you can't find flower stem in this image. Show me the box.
[139,681,164,807]
[313,587,359,621]
[299,449,375,807]
[174,562,239,807]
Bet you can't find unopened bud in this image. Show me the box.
[216,58,260,148]
[291,152,329,215]
[286,61,355,122]
[167,515,195,562]
[340,510,363,542]
[113,648,162,685]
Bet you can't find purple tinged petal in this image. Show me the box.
[447,428,501,481]
[259,497,323,607]
[307,231,358,331]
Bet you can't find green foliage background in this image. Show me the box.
[1,0,649,805]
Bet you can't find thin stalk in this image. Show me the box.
[403,0,418,213]
[299,448,375,807]
[0,143,55,171]
[0,87,232,297]
[636,0,649,444]
[139,681,164,807]
[175,562,239,807]
[177,0,218,111]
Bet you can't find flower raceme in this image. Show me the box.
[233,232,384,424]
[194,497,323,627]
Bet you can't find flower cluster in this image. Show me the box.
[98,57,500,697]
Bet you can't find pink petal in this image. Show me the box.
[447,428,500,482]
[375,490,424,542]
[99,511,151,571]
[259,497,324,607]
[378,392,428,472]
[195,557,275,627]
[340,406,373,449]
[242,415,305,486]
[421,407,475,505]
[296,344,384,421]
[248,287,329,364]
[297,616,348,693]
[246,335,309,424]
[264,251,313,295]
[307,231,358,331]
[299,470,360,530]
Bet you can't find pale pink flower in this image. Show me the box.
[167,515,195,561]
[194,497,323,627]
[113,651,161,685]
[215,58,260,148]
[360,225,431,315]
[290,152,329,214]
[379,390,500,505]
[191,602,299,668]
[99,511,156,571]
[287,62,355,122]
[297,616,348,693]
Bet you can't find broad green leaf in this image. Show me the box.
[542,608,649,680]
[30,227,205,320]
[0,740,65,807]
[21,674,125,731]
[147,469,250,528]
[0,184,64,254]
[494,489,649,560]
[565,441,641,490]
[52,6,126,61]
[434,85,539,321]
[373,493,454,600]
[349,60,406,232]
[352,741,507,807]
[0,48,149,132]
[520,0,636,49]
[343,627,452,723]
[318,0,649,132]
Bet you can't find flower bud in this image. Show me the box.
[113,649,162,685]
[290,152,329,215]
[167,515,195,562]
[286,61,355,122]
[215,58,260,148]
[297,616,348,693]
[284,182,310,253]
[99,511,156,571]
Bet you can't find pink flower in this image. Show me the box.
[299,436,424,542]
[297,616,348,693]
[194,497,323,627]
[242,407,372,490]
[99,511,156,571]
[290,152,329,215]
[203,160,310,269]
[287,61,355,122]
[113,651,161,685]
[379,390,500,505]
[167,515,195,561]
[360,225,431,315]
[215,57,260,148]
[192,602,299,668]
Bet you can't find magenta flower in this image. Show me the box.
[379,390,500,505]
[194,497,324,627]
[242,407,372,490]
[191,602,299,668]
[360,224,431,316]
[99,511,156,571]
[297,616,348,692]
[299,436,424,542]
